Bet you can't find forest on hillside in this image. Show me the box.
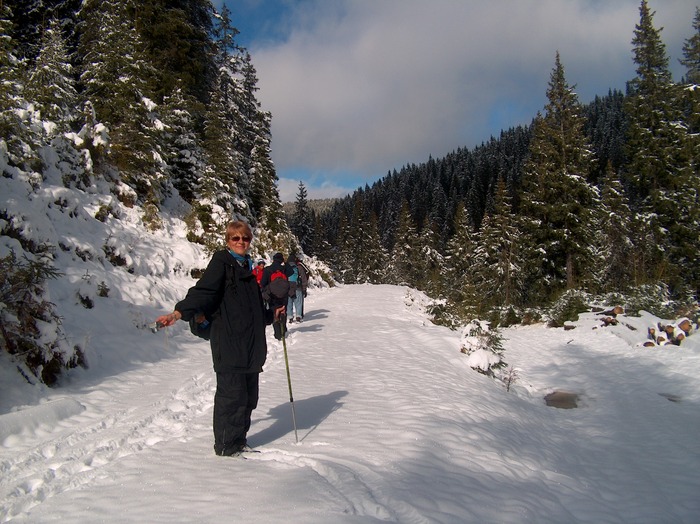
[286,1,700,326]
[0,0,301,384]
[1,0,293,249]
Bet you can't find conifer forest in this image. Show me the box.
[1,0,699,382]
[293,2,700,326]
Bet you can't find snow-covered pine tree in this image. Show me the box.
[161,85,205,205]
[344,199,387,284]
[23,18,77,131]
[591,162,637,293]
[248,103,289,251]
[0,3,30,169]
[678,8,700,294]
[22,17,91,190]
[389,201,421,287]
[364,212,389,284]
[623,0,693,292]
[0,3,17,115]
[427,184,449,252]
[517,52,596,305]
[413,220,444,297]
[79,0,166,226]
[336,200,364,284]
[291,181,314,253]
[583,90,626,183]
[311,212,332,262]
[442,202,478,322]
[472,178,522,315]
[198,74,245,244]
[460,319,506,378]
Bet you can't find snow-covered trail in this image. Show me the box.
[1,284,699,523]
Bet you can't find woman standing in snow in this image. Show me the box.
[155,221,284,457]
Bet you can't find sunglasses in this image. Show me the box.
[229,235,252,243]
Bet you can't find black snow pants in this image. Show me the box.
[213,372,260,455]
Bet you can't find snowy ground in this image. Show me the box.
[1,284,699,523]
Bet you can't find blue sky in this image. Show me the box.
[214,0,696,202]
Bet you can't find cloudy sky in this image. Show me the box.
[215,0,697,202]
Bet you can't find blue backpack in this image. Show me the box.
[288,265,299,283]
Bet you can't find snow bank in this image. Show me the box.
[0,399,85,446]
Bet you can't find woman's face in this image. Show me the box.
[227,229,252,256]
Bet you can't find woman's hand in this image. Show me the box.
[155,311,182,327]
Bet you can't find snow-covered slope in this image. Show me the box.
[1,283,699,523]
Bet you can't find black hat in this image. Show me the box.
[273,252,284,262]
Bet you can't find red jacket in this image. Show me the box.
[252,265,264,286]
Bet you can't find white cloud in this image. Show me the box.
[250,0,697,192]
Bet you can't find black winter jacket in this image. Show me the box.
[175,250,272,373]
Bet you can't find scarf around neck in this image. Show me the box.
[228,250,252,270]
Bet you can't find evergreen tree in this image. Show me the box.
[331,212,352,282]
[245,109,291,256]
[624,0,695,292]
[472,178,522,312]
[389,201,420,287]
[428,183,449,251]
[583,90,627,183]
[342,199,386,284]
[311,211,331,261]
[161,85,205,204]
[135,0,214,102]
[24,18,78,131]
[25,20,91,192]
[678,8,700,292]
[292,181,314,253]
[79,0,165,210]
[249,107,280,228]
[442,202,478,320]
[195,7,247,245]
[234,50,263,186]
[518,52,596,304]
[414,220,444,296]
[591,162,636,292]
[5,0,82,60]
[363,212,389,284]
[0,3,22,151]
[681,7,700,85]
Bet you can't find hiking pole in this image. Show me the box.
[280,315,299,443]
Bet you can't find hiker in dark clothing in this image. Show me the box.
[260,252,294,340]
[155,221,285,457]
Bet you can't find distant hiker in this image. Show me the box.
[286,255,301,322]
[252,259,265,287]
[154,221,285,457]
[290,255,310,322]
[260,252,294,340]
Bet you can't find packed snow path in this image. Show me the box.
[1,285,699,523]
